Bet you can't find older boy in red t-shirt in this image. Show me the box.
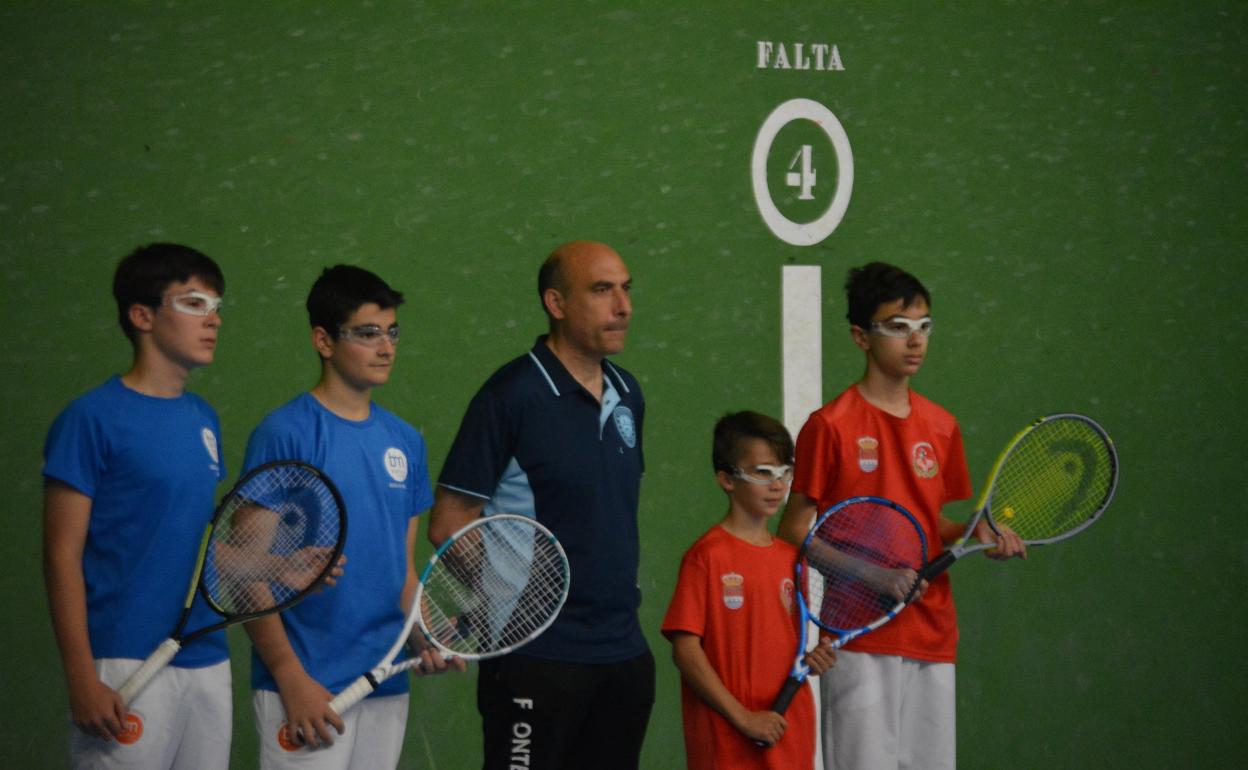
[778,263,1025,770]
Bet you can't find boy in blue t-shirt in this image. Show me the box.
[242,265,461,770]
[43,243,231,769]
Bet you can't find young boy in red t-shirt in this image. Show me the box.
[777,262,1026,770]
[663,411,837,770]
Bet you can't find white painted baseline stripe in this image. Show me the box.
[782,265,823,440]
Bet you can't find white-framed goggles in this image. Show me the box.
[165,291,223,317]
[870,316,933,338]
[731,464,794,485]
[338,323,401,347]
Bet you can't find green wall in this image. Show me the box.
[2,1,1244,767]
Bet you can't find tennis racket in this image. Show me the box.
[763,496,927,738]
[117,460,347,706]
[327,513,570,716]
[918,413,1119,581]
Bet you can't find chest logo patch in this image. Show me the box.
[612,405,637,448]
[911,441,939,479]
[384,447,409,483]
[780,577,795,614]
[856,436,879,472]
[721,572,745,610]
[201,427,219,465]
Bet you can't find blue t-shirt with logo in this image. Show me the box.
[42,376,229,667]
[241,393,432,696]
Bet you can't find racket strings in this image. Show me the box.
[421,520,567,656]
[204,465,344,616]
[806,500,925,632]
[989,418,1116,540]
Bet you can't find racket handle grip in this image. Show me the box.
[919,550,957,582]
[118,638,182,707]
[753,676,804,748]
[769,676,802,716]
[329,675,378,716]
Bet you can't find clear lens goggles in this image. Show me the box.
[165,291,224,317]
[870,316,933,338]
[339,324,401,347]
[732,464,794,485]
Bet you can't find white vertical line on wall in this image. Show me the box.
[781,264,825,770]
[782,265,822,438]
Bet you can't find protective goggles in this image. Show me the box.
[164,291,223,317]
[869,316,933,338]
[339,324,401,347]
[731,464,794,485]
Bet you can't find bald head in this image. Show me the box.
[538,240,622,318]
[537,240,632,360]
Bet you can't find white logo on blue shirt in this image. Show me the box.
[612,406,636,449]
[384,447,409,483]
[201,427,219,465]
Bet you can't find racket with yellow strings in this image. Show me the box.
[919,413,1118,581]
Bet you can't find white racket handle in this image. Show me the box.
[329,654,444,716]
[328,674,381,716]
[118,638,182,706]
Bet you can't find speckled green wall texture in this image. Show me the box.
[2,2,1244,767]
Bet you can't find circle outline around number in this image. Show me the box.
[751,98,855,247]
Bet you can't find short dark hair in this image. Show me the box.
[712,411,794,474]
[537,250,566,319]
[112,243,224,342]
[306,265,404,335]
[844,262,931,329]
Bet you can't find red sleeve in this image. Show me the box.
[792,413,838,508]
[661,545,709,639]
[943,422,973,504]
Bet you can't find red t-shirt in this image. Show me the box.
[661,525,816,770]
[792,385,972,662]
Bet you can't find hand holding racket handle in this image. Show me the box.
[118,638,182,706]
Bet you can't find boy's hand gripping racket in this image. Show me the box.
[118,460,347,706]
[327,513,570,716]
[762,496,927,743]
[919,413,1119,581]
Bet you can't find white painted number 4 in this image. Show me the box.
[751,99,854,247]
[786,145,817,200]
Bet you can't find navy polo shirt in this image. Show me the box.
[438,336,647,663]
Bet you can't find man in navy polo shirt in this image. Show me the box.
[430,240,653,770]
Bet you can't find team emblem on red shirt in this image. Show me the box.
[780,578,795,613]
[856,436,879,472]
[911,441,939,478]
[721,572,745,610]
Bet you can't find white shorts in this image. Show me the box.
[819,650,956,770]
[69,657,232,770]
[253,689,409,770]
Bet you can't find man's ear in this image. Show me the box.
[715,469,735,495]
[542,288,566,321]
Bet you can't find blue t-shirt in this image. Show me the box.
[242,393,433,696]
[42,376,228,667]
[438,337,648,663]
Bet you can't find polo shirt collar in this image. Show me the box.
[527,335,629,398]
